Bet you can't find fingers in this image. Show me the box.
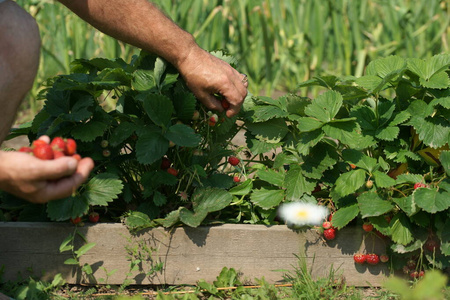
[36,157,94,202]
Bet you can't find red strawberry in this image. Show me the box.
[353,253,367,264]
[70,216,82,225]
[362,222,374,232]
[322,221,332,230]
[89,212,99,223]
[410,271,419,279]
[349,163,356,169]
[407,259,416,270]
[32,139,48,148]
[160,157,171,170]
[33,144,54,160]
[53,150,65,159]
[228,156,240,166]
[233,176,240,183]
[221,98,230,109]
[323,228,336,240]
[366,253,379,265]
[192,110,200,121]
[65,138,77,156]
[209,114,219,123]
[167,167,178,177]
[414,182,427,189]
[18,146,33,153]
[380,254,389,263]
[50,137,66,151]
[425,239,439,252]
[419,270,425,277]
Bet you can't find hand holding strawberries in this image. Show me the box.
[0,136,94,203]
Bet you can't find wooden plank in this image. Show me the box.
[0,222,390,287]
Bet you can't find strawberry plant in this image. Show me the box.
[1,50,449,275]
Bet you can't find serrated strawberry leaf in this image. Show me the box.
[162,208,181,228]
[413,188,450,213]
[342,149,377,172]
[252,105,288,122]
[172,92,196,122]
[393,196,418,217]
[304,90,343,123]
[71,120,109,142]
[366,56,406,77]
[391,240,423,254]
[62,94,94,122]
[84,173,123,206]
[256,168,285,187]
[109,122,136,147]
[164,124,201,147]
[192,188,233,213]
[46,195,89,221]
[124,211,154,231]
[409,115,449,149]
[323,121,375,149]
[296,117,323,132]
[358,192,394,218]
[301,143,338,179]
[139,93,174,128]
[395,173,424,185]
[390,213,414,246]
[284,165,316,200]
[440,151,450,176]
[373,170,396,188]
[250,188,285,210]
[334,169,366,197]
[331,203,359,229]
[135,132,169,165]
[132,69,156,91]
[179,208,208,228]
[246,118,289,144]
[229,179,253,196]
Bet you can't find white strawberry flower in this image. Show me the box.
[278,202,329,227]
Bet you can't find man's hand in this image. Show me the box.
[0,150,94,203]
[177,48,248,118]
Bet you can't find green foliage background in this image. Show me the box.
[17,0,450,114]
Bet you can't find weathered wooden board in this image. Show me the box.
[0,222,390,286]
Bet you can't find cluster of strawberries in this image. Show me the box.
[322,215,337,240]
[353,223,389,266]
[19,137,80,161]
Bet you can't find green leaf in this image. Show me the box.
[135,131,169,165]
[413,188,450,213]
[229,179,253,196]
[373,170,396,188]
[440,151,450,176]
[342,149,377,173]
[71,121,109,142]
[46,196,89,221]
[164,124,201,147]
[393,196,417,217]
[246,118,289,144]
[366,56,406,77]
[304,90,343,123]
[179,208,208,228]
[192,188,233,213]
[75,243,96,258]
[162,208,181,227]
[420,71,449,89]
[84,173,123,206]
[64,258,79,265]
[331,203,359,229]
[109,122,135,147]
[409,115,449,149]
[296,117,324,132]
[132,69,155,91]
[253,105,288,122]
[358,192,394,218]
[256,169,285,187]
[250,188,285,209]
[172,92,197,122]
[140,93,174,127]
[59,234,74,253]
[301,143,338,179]
[390,213,414,246]
[124,211,154,231]
[153,191,167,207]
[284,166,316,200]
[323,121,375,150]
[334,169,366,197]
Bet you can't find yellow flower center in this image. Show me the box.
[297,210,308,219]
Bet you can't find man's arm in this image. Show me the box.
[57,0,248,117]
